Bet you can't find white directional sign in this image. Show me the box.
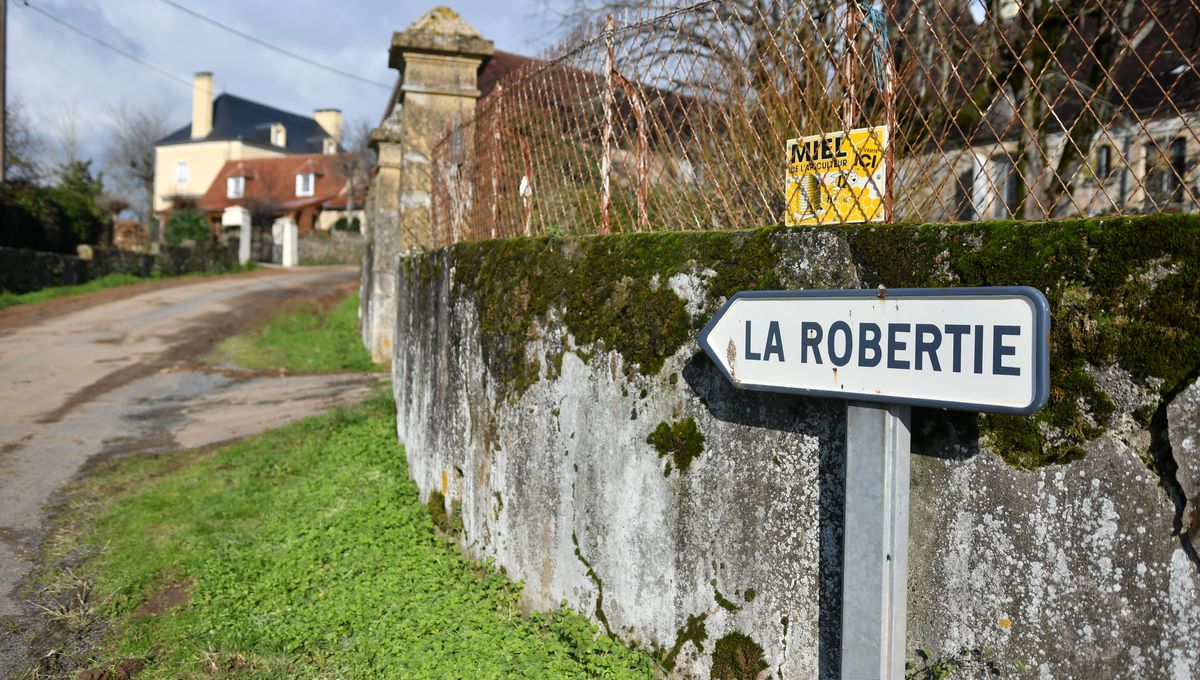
[699,287,1050,415]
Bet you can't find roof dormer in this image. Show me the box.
[270,123,287,148]
[296,171,315,197]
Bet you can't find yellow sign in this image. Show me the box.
[786,126,888,226]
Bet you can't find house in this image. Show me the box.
[153,72,343,230]
[196,154,364,240]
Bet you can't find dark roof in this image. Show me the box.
[157,93,334,153]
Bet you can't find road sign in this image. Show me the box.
[786,126,888,226]
[698,286,1050,415]
[699,285,1050,679]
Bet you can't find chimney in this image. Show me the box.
[192,72,213,139]
[314,108,343,145]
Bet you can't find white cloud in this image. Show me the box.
[7,0,563,179]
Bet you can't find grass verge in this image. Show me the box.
[0,266,257,311]
[205,291,377,373]
[30,395,652,679]
[0,273,146,310]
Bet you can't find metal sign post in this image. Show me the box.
[699,287,1049,680]
[842,401,910,680]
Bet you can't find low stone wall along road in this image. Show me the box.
[0,266,381,675]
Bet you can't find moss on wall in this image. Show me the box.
[449,228,781,397]
[404,213,1200,470]
[647,418,705,475]
[845,213,1200,467]
[710,632,768,680]
[659,612,708,672]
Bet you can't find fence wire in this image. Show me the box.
[429,0,1200,247]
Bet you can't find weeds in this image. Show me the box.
[29,395,650,678]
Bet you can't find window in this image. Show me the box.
[323,138,337,155]
[989,156,1018,218]
[1170,137,1187,203]
[175,161,189,187]
[1144,139,1187,207]
[271,123,286,147]
[955,168,975,220]
[1095,145,1112,180]
[227,175,244,199]
[296,172,315,197]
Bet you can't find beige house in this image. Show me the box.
[153,72,343,228]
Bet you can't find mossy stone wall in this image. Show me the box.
[391,214,1200,678]
[0,243,240,294]
[445,214,1199,469]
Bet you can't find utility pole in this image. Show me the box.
[1,0,7,183]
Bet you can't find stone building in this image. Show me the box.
[153,72,343,232]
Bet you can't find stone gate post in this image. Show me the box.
[360,6,493,363]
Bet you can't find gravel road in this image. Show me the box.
[0,266,382,674]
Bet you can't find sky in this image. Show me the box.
[7,0,566,173]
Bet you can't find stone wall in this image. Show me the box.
[0,243,240,294]
[391,215,1200,678]
[298,231,365,265]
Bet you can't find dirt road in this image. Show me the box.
[0,266,381,673]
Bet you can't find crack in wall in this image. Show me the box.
[1148,368,1200,575]
[570,530,612,636]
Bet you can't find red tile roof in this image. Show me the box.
[479,50,536,97]
[197,154,356,214]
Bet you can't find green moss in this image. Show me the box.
[647,418,705,475]
[713,586,740,613]
[846,213,1200,468]
[710,632,768,680]
[660,613,708,671]
[743,588,756,603]
[446,228,781,399]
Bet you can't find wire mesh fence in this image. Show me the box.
[429,0,1200,247]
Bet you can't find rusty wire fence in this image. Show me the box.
[429,0,1200,247]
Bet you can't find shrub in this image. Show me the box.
[333,216,361,232]
[166,208,211,246]
[47,161,106,247]
[0,161,107,253]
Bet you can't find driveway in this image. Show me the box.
[0,266,382,674]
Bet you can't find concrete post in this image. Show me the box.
[360,6,494,363]
[278,217,298,267]
[222,206,252,265]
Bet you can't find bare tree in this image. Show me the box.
[332,116,375,228]
[103,102,171,224]
[4,99,45,183]
[50,103,84,169]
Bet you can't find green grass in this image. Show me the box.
[0,265,258,311]
[207,292,378,373]
[0,273,146,309]
[37,395,653,678]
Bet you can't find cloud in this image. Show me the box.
[7,0,565,182]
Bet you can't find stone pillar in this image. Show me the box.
[275,217,299,267]
[360,6,493,363]
[222,206,252,265]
